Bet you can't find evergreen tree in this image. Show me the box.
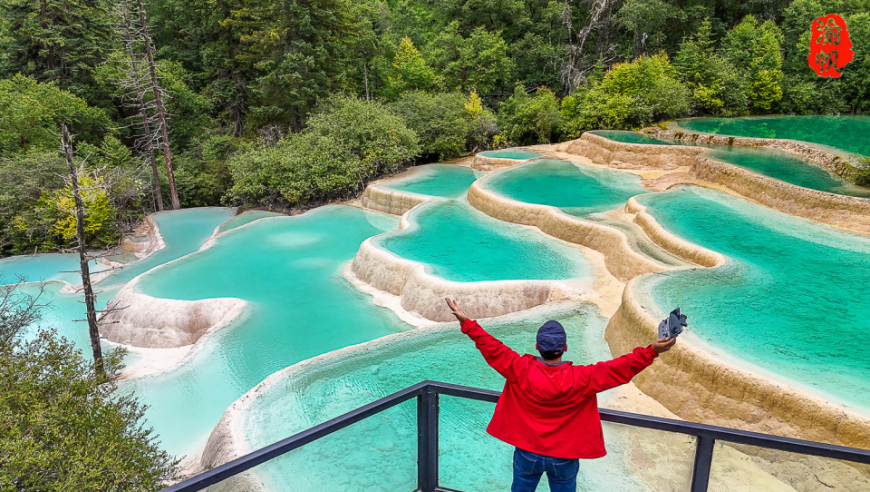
[0,0,114,99]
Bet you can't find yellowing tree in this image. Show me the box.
[386,38,440,98]
[465,89,484,118]
[53,174,115,242]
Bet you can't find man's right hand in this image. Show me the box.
[652,337,676,354]
[445,298,467,324]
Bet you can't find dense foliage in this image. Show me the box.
[0,283,178,490]
[1,0,869,248]
[228,96,419,207]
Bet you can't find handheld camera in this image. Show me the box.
[658,308,687,339]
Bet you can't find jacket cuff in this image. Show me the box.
[643,345,659,361]
[460,319,478,333]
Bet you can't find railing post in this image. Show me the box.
[691,435,715,492]
[417,385,439,492]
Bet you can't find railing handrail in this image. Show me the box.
[163,380,870,492]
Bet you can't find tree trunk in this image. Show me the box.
[136,0,180,210]
[61,125,105,379]
[121,3,163,211]
[364,63,370,101]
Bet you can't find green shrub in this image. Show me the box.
[498,84,561,145]
[0,287,178,490]
[561,53,690,134]
[0,75,111,157]
[229,95,419,207]
[390,91,497,159]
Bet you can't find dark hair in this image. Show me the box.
[539,349,563,361]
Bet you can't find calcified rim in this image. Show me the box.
[611,190,870,448]
[359,162,482,216]
[577,131,870,237]
[105,208,339,379]
[471,149,543,171]
[468,160,683,280]
[351,195,592,323]
[668,117,860,162]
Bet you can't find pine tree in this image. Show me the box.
[0,0,114,98]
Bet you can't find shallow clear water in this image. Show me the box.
[591,129,870,197]
[244,304,651,492]
[0,253,109,286]
[590,130,678,145]
[217,210,283,233]
[703,147,870,198]
[98,207,236,287]
[678,115,870,156]
[14,281,120,349]
[128,206,409,456]
[480,149,542,160]
[378,199,591,282]
[637,186,870,412]
[383,164,479,198]
[485,159,648,217]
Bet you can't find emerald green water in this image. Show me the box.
[704,147,870,198]
[383,164,479,198]
[378,199,591,282]
[678,116,870,156]
[591,130,870,197]
[480,149,542,160]
[244,304,652,492]
[99,207,236,287]
[128,206,408,456]
[637,186,870,412]
[590,130,678,145]
[0,254,109,286]
[485,159,648,217]
[217,210,283,233]
[0,208,232,350]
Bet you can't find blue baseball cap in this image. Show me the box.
[536,320,566,351]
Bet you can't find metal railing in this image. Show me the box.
[163,380,870,492]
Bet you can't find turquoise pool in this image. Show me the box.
[383,164,479,198]
[99,207,236,287]
[377,199,591,282]
[0,253,109,286]
[217,210,283,233]
[703,147,870,198]
[637,186,870,412]
[127,206,409,457]
[243,303,653,492]
[480,149,542,160]
[677,116,870,156]
[484,159,648,217]
[591,130,870,198]
[589,130,678,145]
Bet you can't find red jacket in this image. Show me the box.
[461,319,658,459]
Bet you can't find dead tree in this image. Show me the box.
[135,0,180,210]
[114,0,164,211]
[114,0,180,210]
[61,124,105,379]
[559,0,620,93]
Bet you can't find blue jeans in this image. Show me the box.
[511,447,579,492]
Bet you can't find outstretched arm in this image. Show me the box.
[576,337,675,397]
[446,298,524,382]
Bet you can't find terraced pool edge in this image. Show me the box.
[558,132,870,236]
[664,121,858,175]
[608,198,870,450]
[350,198,589,322]
[467,165,673,281]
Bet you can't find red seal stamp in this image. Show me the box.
[808,14,854,78]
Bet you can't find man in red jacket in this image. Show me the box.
[445,298,675,492]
